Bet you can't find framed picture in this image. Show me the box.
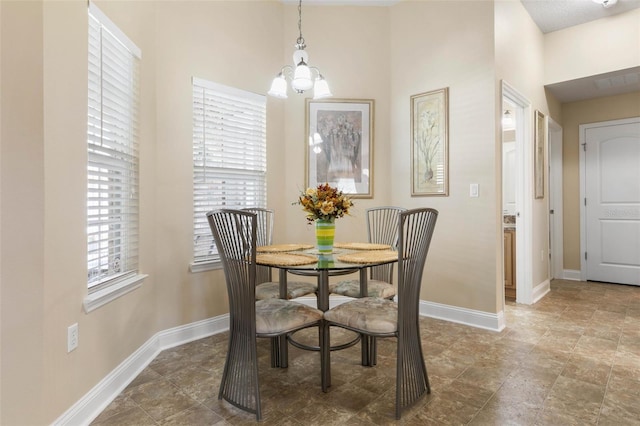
[305,98,374,198]
[534,110,545,199]
[411,88,449,196]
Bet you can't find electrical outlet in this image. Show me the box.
[67,323,78,353]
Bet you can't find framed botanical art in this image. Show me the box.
[305,98,374,198]
[411,88,449,196]
[534,110,546,199]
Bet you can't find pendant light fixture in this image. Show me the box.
[268,0,332,100]
[502,110,515,130]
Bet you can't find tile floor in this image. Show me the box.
[91,279,640,425]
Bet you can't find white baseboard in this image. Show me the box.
[532,279,551,303]
[419,300,505,332]
[53,315,230,426]
[54,296,505,425]
[563,269,582,281]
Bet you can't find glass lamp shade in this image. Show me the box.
[268,74,288,99]
[313,77,332,99]
[292,64,313,92]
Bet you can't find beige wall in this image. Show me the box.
[389,1,500,313]
[561,91,640,271]
[153,0,285,331]
[544,9,640,84]
[1,1,46,423]
[0,0,3,417]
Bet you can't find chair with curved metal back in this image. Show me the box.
[207,209,325,421]
[329,206,407,299]
[243,207,317,300]
[323,208,438,419]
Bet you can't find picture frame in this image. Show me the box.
[305,98,374,198]
[410,87,449,196]
[534,110,545,199]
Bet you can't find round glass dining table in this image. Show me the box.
[256,247,398,311]
[255,246,398,377]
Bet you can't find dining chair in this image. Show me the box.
[323,207,438,419]
[329,206,407,299]
[207,209,325,421]
[242,207,317,300]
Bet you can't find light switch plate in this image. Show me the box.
[470,183,479,197]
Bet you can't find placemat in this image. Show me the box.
[336,250,398,264]
[257,243,314,253]
[333,242,391,250]
[256,252,318,266]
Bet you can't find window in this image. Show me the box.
[87,4,141,290]
[192,78,267,268]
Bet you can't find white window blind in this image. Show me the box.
[87,4,141,288]
[192,78,267,264]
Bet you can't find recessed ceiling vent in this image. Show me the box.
[595,72,640,90]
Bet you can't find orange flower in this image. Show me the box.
[294,183,353,223]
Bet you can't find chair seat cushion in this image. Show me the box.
[324,297,397,334]
[329,279,396,299]
[255,281,318,300]
[256,299,323,335]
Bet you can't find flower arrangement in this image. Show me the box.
[296,183,353,223]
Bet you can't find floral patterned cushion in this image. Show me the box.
[255,299,323,335]
[329,279,396,299]
[255,281,317,300]
[324,298,398,334]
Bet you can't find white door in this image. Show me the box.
[584,118,640,286]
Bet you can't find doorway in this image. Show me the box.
[502,99,517,299]
[502,81,534,305]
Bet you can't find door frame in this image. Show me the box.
[502,81,534,305]
[579,116,640,281]
[548,118,563,279]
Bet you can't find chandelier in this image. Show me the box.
[268,0,332,99]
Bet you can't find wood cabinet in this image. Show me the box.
[504,228,516,299]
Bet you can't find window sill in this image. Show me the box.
[83,273,148,313]
[189,260,222,273]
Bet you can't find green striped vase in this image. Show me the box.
[315,218,336,253]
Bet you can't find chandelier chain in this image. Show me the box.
[296,0,305,47]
